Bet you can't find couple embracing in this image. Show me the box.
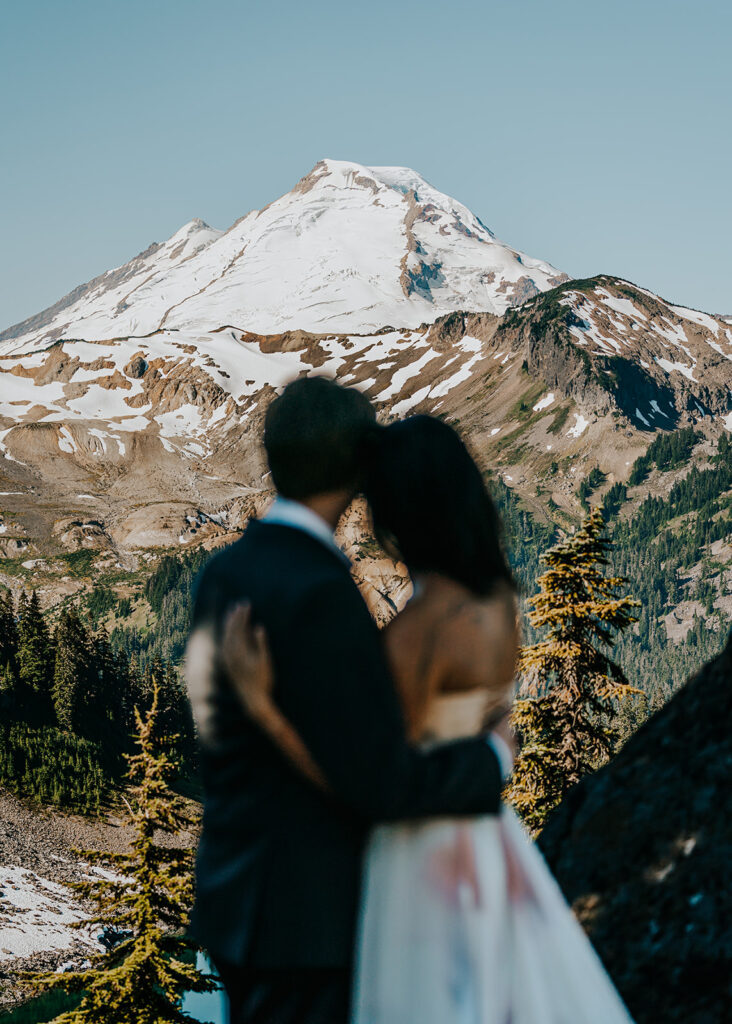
[185,377,633,1024]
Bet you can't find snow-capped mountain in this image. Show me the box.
[0,160,729,587]
[0,159,567,348]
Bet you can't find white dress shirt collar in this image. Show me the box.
[262,496,350,565]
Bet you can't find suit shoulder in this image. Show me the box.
[290,572,375,641]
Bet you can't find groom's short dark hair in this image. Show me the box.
[264,376,376,499]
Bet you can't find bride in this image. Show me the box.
[222,415,634,1024]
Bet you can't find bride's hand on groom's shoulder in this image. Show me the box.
[221,602,275,716]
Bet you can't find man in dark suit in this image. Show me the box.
[186,377,511,1024]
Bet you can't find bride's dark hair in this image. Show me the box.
[361,415,515,596]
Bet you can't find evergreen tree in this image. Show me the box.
[136,657,195,769]
[18,589,53,719]
[112,645,137,738]
[90,625,115,716]
[88,624,130,750]
[52,609,92,732]
[0,589,20,688]
[0,721,107,813]
[615,689,650,749]
[155,661,195,767]
[27,685,216,1022]
[508,508,640,833]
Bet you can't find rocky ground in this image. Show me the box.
[0,790,198,1010]
[539,631,732,1024]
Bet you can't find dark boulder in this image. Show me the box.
[124,354,148,379]
[539,632,732,1023]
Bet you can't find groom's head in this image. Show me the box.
[264,376,376,507]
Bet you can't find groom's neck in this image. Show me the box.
[299,490,353,531]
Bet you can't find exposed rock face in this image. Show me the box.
[53,518,113,551]
[124,354,148,379]
[502,277,732,429]
[539,633,732,1024]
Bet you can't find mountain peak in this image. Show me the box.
[1,161,567,347]
[163,217,222,256]
[309,159,433,196]
[172,217,214,236]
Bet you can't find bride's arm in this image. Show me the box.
[221,603,329,792]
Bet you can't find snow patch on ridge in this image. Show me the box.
[669,304,721,336]
[0,866,101,960]
[594,288,647,323]
[655,357,697,382]
[567,414,590,438]
[533,393,555,412]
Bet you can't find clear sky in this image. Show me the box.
[1,0,730,330]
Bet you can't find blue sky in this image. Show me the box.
[1,0,730,329]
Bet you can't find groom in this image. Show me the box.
[186,376,512,1024]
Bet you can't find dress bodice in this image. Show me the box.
[419,691,493,742]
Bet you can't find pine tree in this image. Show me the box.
[26,684,216,1022]
[88,624,129,753]
[0,589,20,691]
[111,645,136,738]
[91,626,115,716]
[52,609,92,732]
[18,589,53,719]
[157,661,195,769]
[138,658,195,770]
[507,507,640,833]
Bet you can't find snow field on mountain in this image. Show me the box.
[568,414,590,438]
[0,866,99,960]
[0,323,493,462]
[533,393,556,413]
[655,357,697,382]
[594,288,647,323]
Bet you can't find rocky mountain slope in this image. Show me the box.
[0,277,729,565]
[539,632,732,1024]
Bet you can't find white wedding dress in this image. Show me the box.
[352,693,634,1024]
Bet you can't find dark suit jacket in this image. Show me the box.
[189,519,503,969]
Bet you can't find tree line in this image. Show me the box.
[0,589,193,813]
